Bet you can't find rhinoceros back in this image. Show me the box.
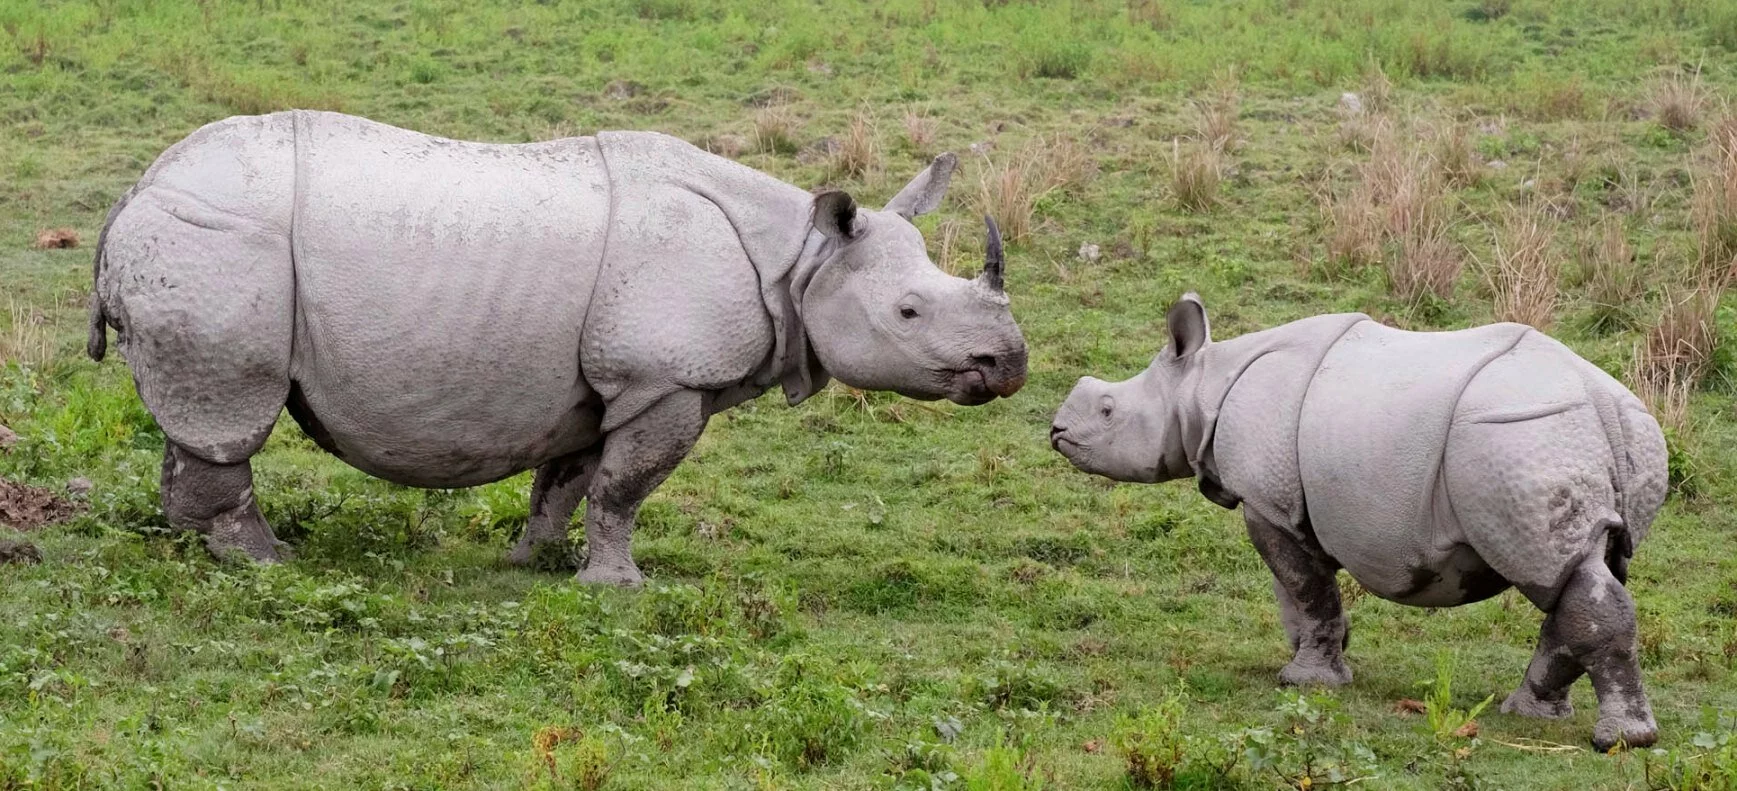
[288,111,611,486]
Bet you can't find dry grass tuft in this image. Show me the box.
[1481,202,1561,329]
[1361,59,1393,114]
[901,110,937,155]
[1168,138,1223,213]
[1320,131,1464,302]
[2,300,54,367]
[1369,138,1463,303]
[1630,282,1723,431]
[1336,105,1390,153]
[1433,124,1480,188]
[831,112,879,180]
[975,135,1097,243]
[1194,89,1239,150]
[1692,121,1737,288]
[753,105,801,154]
[33,228,80,249]
[1650,68,1707,133]
[1577,217,1645,332]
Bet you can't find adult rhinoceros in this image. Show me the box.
[88,110,1028,586]
[1050,295,1666,750]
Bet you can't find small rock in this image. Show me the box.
[1339,92,1363,115]
[0,425,16,451]
[1077,242,1101,262]
[1521,178,1537,190]
[66,477,93,496]
[0,539,40,566]
[34,228,80,250]
[1487,159,1507,170]
[968,140,996,156]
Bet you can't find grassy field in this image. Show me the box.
[5,0,1737,787]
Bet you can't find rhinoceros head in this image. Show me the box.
[799,155,1027,405]
[1050,293,1211,483]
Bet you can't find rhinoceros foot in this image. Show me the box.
[505,539,578,572]
[1278,657,1352,688]
[1500,686,1573,720]
[1592,715,1658,752]
[577,562,644,588]
[203,503,289,564]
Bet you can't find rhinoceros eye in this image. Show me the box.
[899,306,919,320]
[1099,395,1115,417]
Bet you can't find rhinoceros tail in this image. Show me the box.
[87,185,138,362]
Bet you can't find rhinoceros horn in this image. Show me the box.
[979,215,1005,292]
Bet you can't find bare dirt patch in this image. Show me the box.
[0,478,83,530]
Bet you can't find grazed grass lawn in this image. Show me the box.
[4,0,1737,788]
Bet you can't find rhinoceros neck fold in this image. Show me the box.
[1185,314,1372,481]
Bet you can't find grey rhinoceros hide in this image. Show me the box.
[1051,294,1666,751]
[89,111,1027,585]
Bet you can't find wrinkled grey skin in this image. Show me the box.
[1051,294,1666,751]
[89,111,1027,586]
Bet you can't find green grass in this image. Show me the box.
[5,0,1737,788]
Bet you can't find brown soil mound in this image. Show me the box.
[0,478,82,530]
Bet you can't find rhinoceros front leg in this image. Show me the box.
[577,390,708,587]
[1513,558,1657,751]
[505,448,600,570]
[1245,511,1352,687]
[161,441,286,563]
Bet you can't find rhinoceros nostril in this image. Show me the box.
[970,354,997,370]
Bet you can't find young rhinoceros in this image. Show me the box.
[1050,294,1666,750]
[88,111,1027,586]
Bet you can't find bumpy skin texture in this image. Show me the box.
[91,111,1027,585]
[1051,295,1666,751]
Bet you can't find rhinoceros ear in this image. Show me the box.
[1165,293,1210,358]
[812,190,858,241]
[883,152,957,219]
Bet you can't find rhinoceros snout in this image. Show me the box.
[974,348,1028,398]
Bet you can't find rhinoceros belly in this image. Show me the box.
[1297,320,1533,605]
[286,112,610,487]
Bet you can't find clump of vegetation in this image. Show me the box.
[1650,68,1709,133]
[1168,137,1223,213]
[901,109,937,155]
[831,112,879,180]
[753,104,801,154]
[1630,282,1722,435]
[976,135,1094,243]
[1575,216,1646,333]
[1434,123,1481,188]
[1113,696,1187,788]
[1482,201,1561,329]
[1693,118,1737,287]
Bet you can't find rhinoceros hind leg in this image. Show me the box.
[1501,628,1581,720]
[506,447,600,570]
[1245,511,1352,687]
[161,441,286,563]
[1545,557,1657,751]
[576,390,707,588]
